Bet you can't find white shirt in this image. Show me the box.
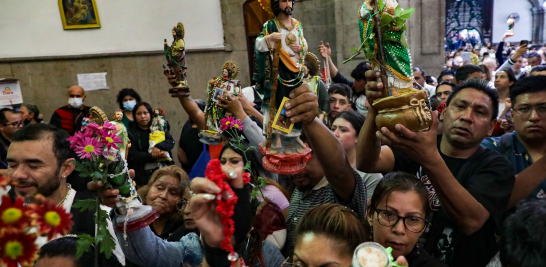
[255,18,307,68]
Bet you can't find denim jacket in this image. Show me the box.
[117,227,203,267]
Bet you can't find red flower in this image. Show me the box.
[0,196,32,233]
[28,196,73,241]
[0,232,38,267]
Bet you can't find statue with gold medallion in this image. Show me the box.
[253,0,312,175]
[199,61,242,145]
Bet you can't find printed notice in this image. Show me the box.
[77,72,109,91]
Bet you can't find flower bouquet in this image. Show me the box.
[0,188,73,267]
[68,110,158,261]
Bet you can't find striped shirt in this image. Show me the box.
[282,170,367,257]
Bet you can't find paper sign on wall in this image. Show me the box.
[0,79,24,105]
[77,72,109,91]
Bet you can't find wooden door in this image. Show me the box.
[243,0,274,84]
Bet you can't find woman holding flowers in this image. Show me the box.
[128,102,175,187]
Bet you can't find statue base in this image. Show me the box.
[259,141,312,175]
[199,130,222,145]
[115,205,159,233]
[373,90,432,132]
[169,85,190,98]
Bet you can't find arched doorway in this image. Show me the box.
[445,0,493,50]
[243,0,274,84]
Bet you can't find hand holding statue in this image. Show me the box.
[364,70,385,105]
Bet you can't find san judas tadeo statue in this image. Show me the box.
[253,0,312,175]
[164,22,189,97]
[345,0,432,133]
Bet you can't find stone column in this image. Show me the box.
[531,6,545,44]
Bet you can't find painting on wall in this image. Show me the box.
[58,0,101,30]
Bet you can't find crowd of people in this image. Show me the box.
[2,4,546,267]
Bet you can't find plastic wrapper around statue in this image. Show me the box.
[200,61,242,145]
[164,22,190,97]
[346,0,432,132]
[88,107,159,233]
[254,0,312,175]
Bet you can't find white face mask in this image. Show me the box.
[68,98,83,108]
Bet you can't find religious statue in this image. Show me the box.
[346,0,432,133]
[303,52,329,121]
[254,0,312,175]
[164,22,189,96]
[112,109,130,160]
[507,14,515,36]
[149,108,172,161]
[199,61,241,145]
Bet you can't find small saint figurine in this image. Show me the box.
[149,108,171,161]
[507,14,515,36]
[254,0,312,174]
[112,109,130,159]
[303,52,329,122]
[346,0,431,133]
[164,22,189,96]
[200,61,241,145]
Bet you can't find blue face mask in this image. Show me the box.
[123,100,137,111]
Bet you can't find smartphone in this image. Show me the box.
[461,52,471,65]
[520,40,529,46]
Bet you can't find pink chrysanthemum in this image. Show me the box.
[231,119,244,131]
[220,117,235,131]
[102,149,119,162]
[100,132,123,151]
[87,120,117,135]
[74,137,102,160]
[66,131,88,149]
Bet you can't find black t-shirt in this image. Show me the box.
[178,127,203,173]
[392,135,515,267]
[405,245,448,267]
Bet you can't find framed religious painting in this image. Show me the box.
[58,0,101,30]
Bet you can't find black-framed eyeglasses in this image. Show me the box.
[512,104,546,119]
[375,209,428,233]
[3,120,24,127]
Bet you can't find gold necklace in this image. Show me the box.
[276,18,294,31]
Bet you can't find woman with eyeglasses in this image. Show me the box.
[367,172,447,267]
[288,203,408,267]
[137,166,192,242]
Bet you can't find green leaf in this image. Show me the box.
[95,209,110,228]
[395,17,405,28]
[400,35,408,48]
[72,199,97,212]
[401,7,415,17]
[100,232,117,259]
[244,161,251,172]
[75,234,94,259]
[378,0,385,10]
[380,14,393,27]
[395,5,402,16]
[92,171,104,180]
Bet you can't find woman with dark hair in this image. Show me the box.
[116,88,142,128]
[493,68,517,135]
[290,203,409,267]
[332,111,382,197]
[367,172,447,267]
[20,104,42,125]
[128,102,174,187]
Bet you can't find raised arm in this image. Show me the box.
[177,96,206,131]
[319,41,339,79]
[356,70,395,173]
[285,85,355,200]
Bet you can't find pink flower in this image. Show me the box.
[220,117,235,131]
[74,137,102,160]
[87,120,117,135]
[67,131,86,149]
[102,148,119,162]
[100,132,123,151]
[231,119,244,131]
